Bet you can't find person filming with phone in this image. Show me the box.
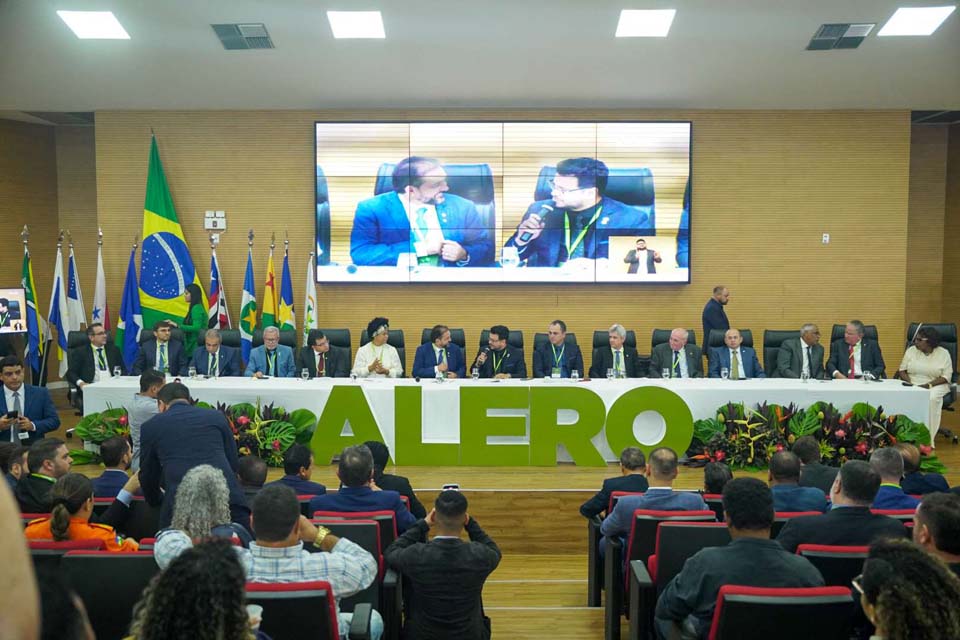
[0,356,59,446]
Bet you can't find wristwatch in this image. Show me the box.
[314,525,332,547]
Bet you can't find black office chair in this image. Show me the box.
[316,165,332,265]
[707,329,753,350]
[830,323,879,344]
[419,328,466,349]
[253,328,297,349]
[592,330,638,350]
[905,322,958,443]
[360,329,406,374]
[201,328,242,349]
[650,329,698,351]
[533,166,656,230]
[319,328,352,363]
[478,329,524,351]
[533,332,579,353]
[763,330,801,377]
[66,331,94,413]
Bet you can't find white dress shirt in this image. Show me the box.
[352,342,403,378]
[91,344,113,383]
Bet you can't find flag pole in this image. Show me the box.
[23,226,46,385]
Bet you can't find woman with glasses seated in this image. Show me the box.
[896,326,952,445]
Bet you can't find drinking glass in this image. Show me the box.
[301,368,310,381]
[187,366,197,379]
[606,368,614,381]
[471,367,480,380]
[720,367,729,380]
[571,369,580,382]
[113,366,122,378]
[662,368,670,379]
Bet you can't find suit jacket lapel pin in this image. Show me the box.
[600,217,610,225]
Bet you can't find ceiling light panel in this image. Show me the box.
[615,9,676,38]
[57,11,130,39]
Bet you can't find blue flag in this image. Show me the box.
[240,249,257,363]
[21,247,44,374]
[115,245,143,370]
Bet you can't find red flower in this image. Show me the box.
[272,439,281,451]
[715,451,726,462]
[118,415,128,427]
[919,444,933,456]
[889,436,897,444]
[855,442,869,455]
[237,415,251,427]
[775,444,784,452]
[835,429,847,440]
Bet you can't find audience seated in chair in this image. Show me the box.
[238,455,268,504]
[776,460,908,553]
[265,444,327,496]
[364,440,427,519]
[870,447,920,510]
[703,461,733,494]
[654,478,824,639]
[0,442,27,492]
[36,566,96,640]
[856,538,960,640]
[91,436,133,499]
[768,451,827,513]
[792,435,839,494]
[895,442,949,494]
[580,447,650,519]
[912,492,960,577]
[16,438,72,513]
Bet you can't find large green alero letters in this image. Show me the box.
[529,387,607,466]
[395,386,459,465]
[604,386,694,458]
[460,387,530,465]
[310,385,384,463]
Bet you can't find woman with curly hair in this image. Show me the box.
[154,464,251,568]
[165,283,207,356]
[856,538,960,639]
[128,538,269,640]
[897,325,953,444]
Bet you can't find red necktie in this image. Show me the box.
[317,354,325,377]
[848,345,855,379]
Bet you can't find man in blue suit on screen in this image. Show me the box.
[412,324,466,379]
[505,157,652,267]
[350,156,493,268]
[245,326,295,378]
[709,329,765,379]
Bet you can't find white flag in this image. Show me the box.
[66,246,85,333]
[47,245,71,377]
[302,253,318,346]
[92,243,111,330]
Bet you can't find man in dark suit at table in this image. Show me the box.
[190,328,242,377]
[413,324,467,379]
[792,435,839,494]
[708,329,764,379]
[131,320,187,376]
[474,325,526,379]
[649,328,703,378]
[701,286,730,349]
[296,329,349,378]
[827,319,886,379]
[580,447,650,519]
[776,323,825,379]
[65,323,125,409]
[590,324,640,379]
[533,320,584,379]
[0,356,60,446]
[139,382,248,528]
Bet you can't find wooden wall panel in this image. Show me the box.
[944,125,960,324]
[56,125,99,322]
[94,110,912,373]
[906,126,947,327]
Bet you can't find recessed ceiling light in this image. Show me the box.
[615,9,676,37]
[57,10,130,39]
[327,11,385,39]
[878,5,955,36]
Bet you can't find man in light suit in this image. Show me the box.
[709,329,765,379]
[590,324,640,378]
[350,156,493,267]
[827,319,886,379]
[296,329,350,378]
[132,320,188,376]
[533,319,584,378]
[190,328,242,377]
[0,356,60,446]
[624,238,662,274]
[413,324,466,379]
[649,328,703,378]
[245,326,296,378]
[776,323,825,379]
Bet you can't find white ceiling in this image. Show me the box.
[1,0,958,111]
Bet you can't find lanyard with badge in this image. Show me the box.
[551,344,565,377]
[492,350,505,374]
[563,205,603,260]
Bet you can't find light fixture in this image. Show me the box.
[327,11,385,39]
[615,9,676,37]
[878,5,955,36]
[57,10,130,39]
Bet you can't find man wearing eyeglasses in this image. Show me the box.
[65,323,125,410]
[350,156,494,268]
[505,157,652,268]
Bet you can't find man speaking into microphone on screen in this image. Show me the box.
[504,157,651,268]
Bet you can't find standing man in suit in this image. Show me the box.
[590,324,640,379]
[475,325,526,379]
[413,324,467,379]
[533,320,584,378]
[702,286,730,349]
[649,328,703,378]
[624,238,662,274]
[245,326,296,378]
[190,328,241,377]
[350,156,493,267]
[776,324,825,379]
[65,323,124,404]
[139,382,248,528]
[828,319,886,379]
[0,356,60,446]
[296,329,349,378]
[708,329,765,379]
[792,435,838,494]
[580,447,649,519]
[132,320,187,376]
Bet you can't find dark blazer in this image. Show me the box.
[771,484,828,513]
[295,346,350,378]
[139,402,247,528]
[580,474,650,519]
[0,384,60,446]
[309,485,417,533]
[16,474,57,513]
[776,338,825,379]
[376,471,427,520]
[708,346,765,379]
[476,345,526,379]
[827,338,886,378]
[91,469,130,499]
[600,489,709,538]
[190,345,242,377]
[776,505,909,553]
[903,471,950,495]
[132,338,188,376]
[872,485,921,510]
[701,298,729,350]
[412,342,467,379]
[799,462,839,495]
[385,518,501,640]
[590,346,641,379]
[265,475,327,496]
[533,342,584,379]
[649,343,704,378]
[65,342,125,387]
[624,248,661,274]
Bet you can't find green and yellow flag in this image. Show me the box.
[261,245,278,328]
[138,136,207,329]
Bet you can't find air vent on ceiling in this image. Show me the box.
[212,23,274,50]
[807,23,875,50]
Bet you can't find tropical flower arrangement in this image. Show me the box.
[215,401,318,467]
[70,406,130,465]
[689,401,944,473]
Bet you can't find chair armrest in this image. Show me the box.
[604,535,624,640]
[628,560,656,640]
[587,516,602,607]
[348,602,372,640]
[381,568,402,640]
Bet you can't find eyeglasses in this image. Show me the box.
[548,179,591,195]
[851,574,864,596]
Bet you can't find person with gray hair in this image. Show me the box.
[245,325,296,378]
[649,327,703,378]
[828,319,885,379]
[870,447,921,510]
[580,446,650,518]
[589,323,640,378]
[775,323,825,379]
[189,327,242,376]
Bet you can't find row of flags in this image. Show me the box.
[24,135,321,378]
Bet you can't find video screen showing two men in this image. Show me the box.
[314,122,691,284]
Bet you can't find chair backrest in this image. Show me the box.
[62,550,160,640]
[479,329,524,351]
[318,328,352,362]
[763,330,801,377]
[625,510,717,582]
[204,328,241,349]
[67,330,90,350]
[796,545,869,587]
[533,332,579,353]
[870,509,915,522]
[29,539,105,573]
[374,162,497,231]
[701,494,724,521]
[533,165,656,229]
[650,522,731,589]
[21,513,50,526]
[708,585,854,640]
[906,322,958,381]
[651,328,698,351]
[592,329,638,350]
[123,497,162,540]
[771,511,824,537]
[312,510,397,548]
[246,581,340,640]
[312,519,383,610]
[608,491,644,514]
[830,323,879,344]
[138,327,186,344]
[253,328,297,349]
[707,329,753,350]
[359,329,405,375]
[420,327,466,349]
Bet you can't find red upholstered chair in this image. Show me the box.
[796,545,869,588]
[20,512,50,526]
[706,585,855,640]
[870,508,915,522]
[313,510,398,548]
[701,493,724,521]
[29,539,104,573]
[587,491,645,606]
[771,511,824,537]
[246,581,373,640]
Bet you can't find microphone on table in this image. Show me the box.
[518,202,555,243]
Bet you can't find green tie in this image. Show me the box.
[731,350,740,380]
[159,343,167,372]
[673,351,681,378]
[614,350,621,374]
[415,208,439,266]
[209,352,218,375]
[96,348,107,370]
[267,350,276,376]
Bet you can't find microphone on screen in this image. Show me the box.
[518,202,555,243]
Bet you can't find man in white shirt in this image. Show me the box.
[709,329,765,379]
[649,328,704,378]
[353,317,403,378]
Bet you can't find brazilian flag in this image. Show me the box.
[139,136,207,329]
